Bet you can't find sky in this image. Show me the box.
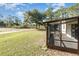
[0,3,75,21]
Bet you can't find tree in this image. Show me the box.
[54,6,69,19]
[0,15,6,27]
[30,9,45,28]
[13,16,21,26]
[44,7,54,20]
[5,15,14,27]
[4,15,21,28]
[0,20,6,27]
[67,3,79,17]
[23,11,33,28]
[23,9,46,29]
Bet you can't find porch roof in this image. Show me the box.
[43,16,79,24]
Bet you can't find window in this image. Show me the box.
[71,24,78,39]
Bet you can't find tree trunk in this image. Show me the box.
[36,23,37,29]
[38,24,40,29]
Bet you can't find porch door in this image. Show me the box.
[47,24,60,48]
[52,24,61,47]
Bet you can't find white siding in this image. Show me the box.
[62,24,66,34]
[66,24,71,38]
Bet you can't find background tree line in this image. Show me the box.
[0,15,22,28]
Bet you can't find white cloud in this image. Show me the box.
[0,3,26,10]
[46,3,65,12]
[0,3,17,10]
[16,11,24,21]
[16,11,24,17]
[46,3,65,7]
[53,7,60,12]
[52,3,65,7]
[28,3,33,4]
[17,7,20,10]
[52,3,65,12]
[45,8,48,11]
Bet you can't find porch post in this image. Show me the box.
[78,18,79,51]
[59,21,62,47]
[46,23,49,48]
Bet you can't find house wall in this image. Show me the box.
[61,20,78,49]
[61,19,78,39]
[66,24,71,38]
[66,20,78,39]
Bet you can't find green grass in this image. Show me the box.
[0,30,46,56]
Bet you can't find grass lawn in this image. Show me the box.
[0,30,46,56]
[0,29,77,56]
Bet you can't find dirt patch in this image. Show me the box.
[45,49,78,56]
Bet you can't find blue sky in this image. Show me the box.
[0,3,75,21]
